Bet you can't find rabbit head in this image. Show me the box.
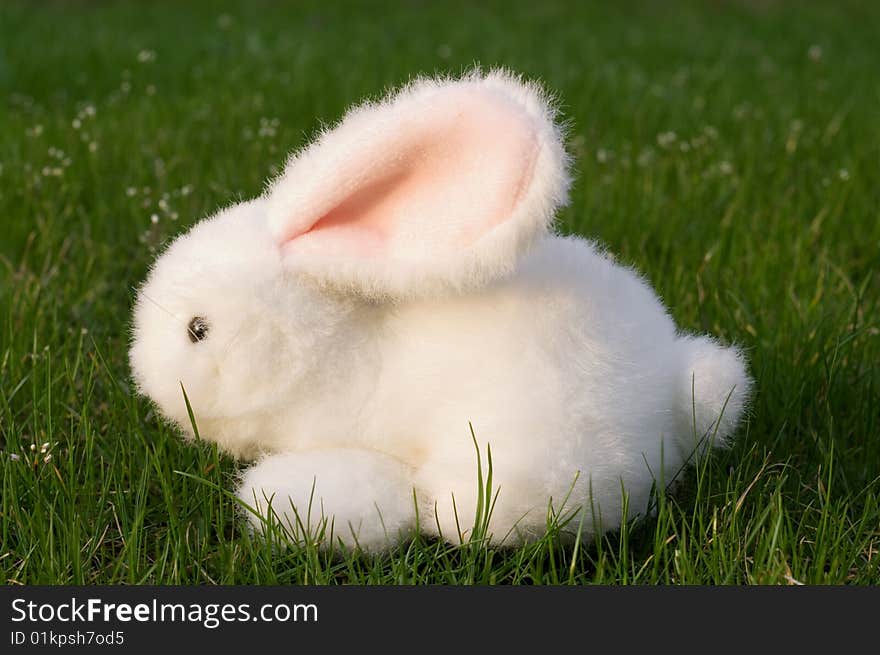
[129,198,341,433]
[129,70,571,453]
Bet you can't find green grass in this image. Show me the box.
[1,0,878,584]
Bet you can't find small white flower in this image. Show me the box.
[808,45,823,62]
[838,168,850,181]
[657,131,677,148]
[137,49,157,63]
[637,147,655,167]
[150,213,160,224]
[719,161,733,175]
[30,444,36,451]
[596,148,610,164]
[9,453,20,462]
[43,454,52,463]
[88,141,98,153]
[258,117,279,138]
[72,118,82,129]
[126,187,138,197]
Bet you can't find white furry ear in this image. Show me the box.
[265,69,570,298]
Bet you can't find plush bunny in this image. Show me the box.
[130,70,751,552]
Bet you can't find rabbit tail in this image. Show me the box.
[676,335,752,460]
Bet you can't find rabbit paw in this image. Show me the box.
[237,449,417,552]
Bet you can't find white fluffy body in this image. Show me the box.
[130,70,751,552]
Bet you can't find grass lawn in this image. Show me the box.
[1,0,878,584]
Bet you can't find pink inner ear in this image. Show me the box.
[281,88,539,261]
[302,171,409,257]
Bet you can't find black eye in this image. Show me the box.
[187,316,210,343]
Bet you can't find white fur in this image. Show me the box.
[129,70,752,551]
[265,69,571,299]
[238,449,417,552]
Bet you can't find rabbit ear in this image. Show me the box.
[265,70,570,298]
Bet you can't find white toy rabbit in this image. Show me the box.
[130,70,751,552]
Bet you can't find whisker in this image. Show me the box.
[138,289,187,327]
[134,288,225,372]
[222,322,248,358]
